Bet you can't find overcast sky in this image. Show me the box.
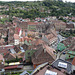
[0,0,75,2]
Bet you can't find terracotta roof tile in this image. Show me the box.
[32,45,55,64]
[33,65,66,75]
[72,57,75,65]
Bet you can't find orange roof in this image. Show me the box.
[72,57,75,65]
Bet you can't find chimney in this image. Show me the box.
[44,48,46,53]
[43,45,46,53]
[42,34,45,38]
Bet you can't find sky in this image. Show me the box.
[0,0,75,2]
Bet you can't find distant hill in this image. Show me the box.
[0,0,75,19]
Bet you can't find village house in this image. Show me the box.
[4,53,16,61]
[56,36,75,73]
[27,22,44,32]
[14,34,20,45]
[56,37,75,60]
[32,59,73,75]
[31,59,71,75]
[66,22,75,32]
[50,20,66,31]
[71,17,75,21]
[24,18,30,22]
[32,44,56,69]
[8,27,15,45]
[42,29,58,49]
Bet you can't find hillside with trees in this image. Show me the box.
[0,0,75,19]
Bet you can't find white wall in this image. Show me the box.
[14,39,19,45]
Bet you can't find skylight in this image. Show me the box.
[45,70,57,75]
[58,62,67,68]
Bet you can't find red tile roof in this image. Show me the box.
[43,44,56,59]
[72,57,75,66]
[5,65,23,70]
[34,65,66,75]
[32,45,55,65]
[5,65,18,70]
[27,22,43,25]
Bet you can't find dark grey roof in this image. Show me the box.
[52,59,72,74]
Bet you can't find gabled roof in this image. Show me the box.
[61,36,74,46]
[32,62,66,75]
[27,22,43,25]
[4,53,16,61]
[32,45,56,64]
[72,57,75,66]
[43,44,56,59]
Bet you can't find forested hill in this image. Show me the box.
[0,0,75,19]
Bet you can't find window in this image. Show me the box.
[58,62,67,68]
